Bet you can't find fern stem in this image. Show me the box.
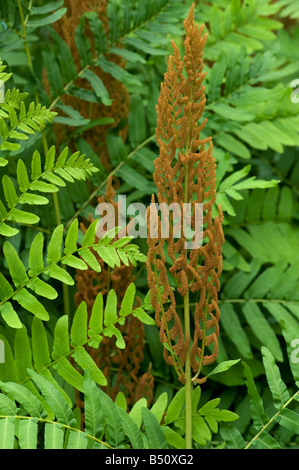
[64,134,155,232]
[0,414,114,449]
[49,64,90,111]
[182,69,194,450]
[16,0,33,70]
[183,165,193,448]
[22,224,52,235]
[184,290,193,449]
[24,0,33,27]
[244,389,299,449]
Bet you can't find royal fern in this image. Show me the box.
[0,219,146,328]
[0,0,298,451]
[0,367,239,449]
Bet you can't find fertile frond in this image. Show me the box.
[0,146,99,237]
[147,4,224,384]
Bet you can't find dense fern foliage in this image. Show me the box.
[0,0,298,450]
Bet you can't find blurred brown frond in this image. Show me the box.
[50,0,129,169]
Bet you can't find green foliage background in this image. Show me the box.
[0,0,298,449]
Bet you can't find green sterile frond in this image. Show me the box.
[0,145,99,237]
[0,219,147,328]
[0,76,56,155]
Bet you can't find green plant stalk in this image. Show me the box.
[0,414,114,449]
[183,289,193,449]
[183,161,193,449]
[245,389,299,449]
[16,0,32,69]
[64,134,155,232]
[182,74,195,449]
